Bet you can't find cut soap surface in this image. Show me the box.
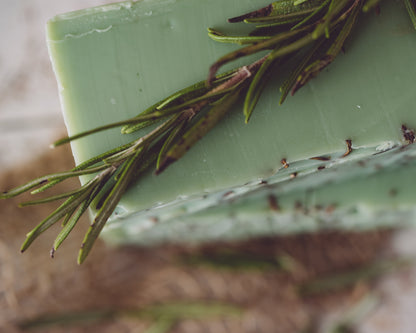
[47,0,416,245]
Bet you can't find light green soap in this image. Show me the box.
[47,0,416,245]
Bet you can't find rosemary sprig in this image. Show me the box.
[1,0,414,263]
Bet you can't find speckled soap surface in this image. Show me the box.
[46,0,416,245]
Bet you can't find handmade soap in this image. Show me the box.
[46,0,416,245]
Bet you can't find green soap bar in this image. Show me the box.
[105,146,416,245]
[47,0,416,245]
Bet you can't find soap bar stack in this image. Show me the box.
[46,0,416,245]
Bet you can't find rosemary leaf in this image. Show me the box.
[279,37,325,104]
[120,102,168,135]
[32,143,135,195]
[156,114,190,170]
[156,89,242,174]
[61,212,73,227]
[101,145,139,166]
[292,1,361,93]
[52,199,90,257]
[208,25,311,85]
[19,187,89,207]
[158,69,239,109]
[156,83,207,110]
[21,189,92,253]
[77,148,144,264]
[404,0,416,29]
[244,55,279,123]
[72,142,137,171]
[122,70,237,134]
[121,83,207,134]
[121,82,235,130]
[0,164,104,199]
[312,0,352,39]
[244,7,319,25]
[53,118,140,147]
[30,165,109,194]
[291,0,331,30]
[0,176,52,199]
[327,1,362,56]
[51,170,109,256]
[21,167,117,253]
[208,28,272,45]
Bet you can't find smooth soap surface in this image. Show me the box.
[47,0,416,243]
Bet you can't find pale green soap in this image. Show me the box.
[47,0,416,245]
